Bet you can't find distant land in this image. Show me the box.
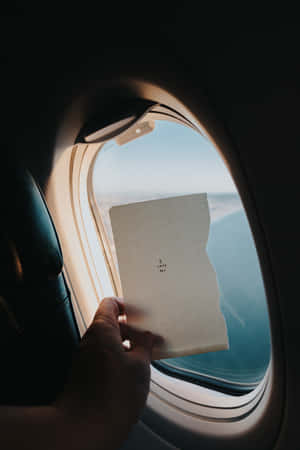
[95,190,243,223]
[94,191,243,263]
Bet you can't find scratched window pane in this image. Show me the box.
[92,120,271,390]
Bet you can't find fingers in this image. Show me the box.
[120,323,164,361]
[94,297,125,328]
[93,298,164,360]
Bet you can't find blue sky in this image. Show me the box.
[93,120,237,197]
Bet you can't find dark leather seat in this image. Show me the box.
[0,163,79,405]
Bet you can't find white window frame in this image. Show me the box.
[46,105,281,449]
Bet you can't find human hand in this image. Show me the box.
[56,297,162,450]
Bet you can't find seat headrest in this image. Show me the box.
[0,162,79,405]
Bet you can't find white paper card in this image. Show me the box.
[109,193,229,359]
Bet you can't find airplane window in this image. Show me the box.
[91,120,271,393]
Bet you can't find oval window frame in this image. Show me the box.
[46,83,284,448]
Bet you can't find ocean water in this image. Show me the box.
[163,208,271,386]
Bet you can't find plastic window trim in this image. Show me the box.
[46,109,274,436]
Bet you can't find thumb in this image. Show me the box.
[94,297,124,328]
